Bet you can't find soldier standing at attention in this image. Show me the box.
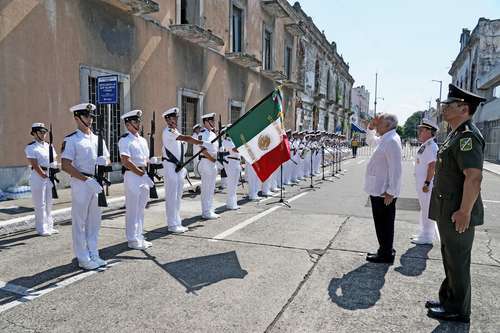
[162,107,205,231]
[118,110,154,250]
[412,118,439,245]
[198,113,219,220]
[25,123,58,236]
[61,103,110,270]
[426,84,486,323]
[221,125,241,210]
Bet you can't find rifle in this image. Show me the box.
[147,111,163,199]
[95,121,112,207]
[48,124,60,199]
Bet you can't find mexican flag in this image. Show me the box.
[226,88,290,182]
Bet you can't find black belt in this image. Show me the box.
[81,172,94,178]
[227,157,239,161]
[122,166,146,174]
[32,166,48,171]
[199,155,215,162]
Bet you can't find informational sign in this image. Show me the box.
[97,75,118,104]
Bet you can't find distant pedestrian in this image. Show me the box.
[426,84,486,323]
[351,136,359,158]
[364,113,402,264]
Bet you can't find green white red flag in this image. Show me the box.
[226,88,291,182]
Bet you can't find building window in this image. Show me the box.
[181,96,199,156]
[179,0,201,25]
[314,59,320,95]
[231,105,242,123]
[326,72,331,100]
[232,5,243,52]
[88,77,122,163]
[324,114,329,132]
[284,46,292,79]
[263,29,272,70]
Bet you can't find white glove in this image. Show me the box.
[49,161,58,168]
[149,156,160,165]
[96,156,108,166]
[142,174,155,188]
[201,141,217,154]
[85,177,103,194]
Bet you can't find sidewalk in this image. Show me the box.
[0,173,203,235]
[484,161,500,176]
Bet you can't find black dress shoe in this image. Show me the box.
[425,300,441,309]
[366,253,395,264]
[427,306,470,323]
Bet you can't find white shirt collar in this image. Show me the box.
[380,129,396,141]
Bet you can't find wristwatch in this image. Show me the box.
[424,181,430,186]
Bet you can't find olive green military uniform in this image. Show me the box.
[429,119,484,317]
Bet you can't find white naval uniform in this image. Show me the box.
[118,132,150,246]
[61,129,109,264]
[25,140,56,235]
[198,128,218,216]
[192,132,201,178]
[303,141,311,178]
[245,159,261,200]
[414,137,439,242]
[222,137,241,209]
[290,140,300,182]
[162,127,187,227]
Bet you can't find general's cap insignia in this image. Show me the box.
[460,137,472,151]
[258,134,271,151]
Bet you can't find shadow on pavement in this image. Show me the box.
[328,263,390,310]
[394,245,433,277]
[431,321,470,332]
[0,232,40,252]
[160,250,248,295]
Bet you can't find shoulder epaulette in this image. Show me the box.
[27,141,35,145]
[120,133,129,138]
[462,124,472,133]
[65,131,77,138]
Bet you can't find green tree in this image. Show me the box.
[402,111,424,139]
[396,125,404,137]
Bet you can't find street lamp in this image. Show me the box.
[432,80,443,103]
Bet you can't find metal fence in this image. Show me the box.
[357,144,417,161]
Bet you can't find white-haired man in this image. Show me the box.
[364,113,402,264]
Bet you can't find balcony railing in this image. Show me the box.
[169,25,224,50]
[225,53,262,68]
[101,0,159,15]
[261,70,287,81]
[260,0,290,18]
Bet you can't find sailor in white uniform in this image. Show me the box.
[412,118,440,245]
[221,125,241,210]
[162,107,205,231]
[25,123,58,236]
[61,103,110,270]
[198,113,220,219]
[118,110,154,250]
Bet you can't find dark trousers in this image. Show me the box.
[352,146,358,157]
[370,196,397,256]
[437,219,475,316]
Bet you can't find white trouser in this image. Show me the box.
[225,160,241,208]
[270,170,278,191]
[70,177,101,263]
[282,160,290,184]
[246,164,260,199]
[416,179,438,241]
[261,176,273,195]
[30,171,54,235]
[198,158,217,216]
[124,171,149,243]
[304,153,311,177]
[163,162,186,227]
[291,154,300,182]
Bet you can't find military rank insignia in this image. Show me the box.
[460,137,472,151]
[417,145,426,154]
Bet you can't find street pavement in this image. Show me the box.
[0,152,499,332]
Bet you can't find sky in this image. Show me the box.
[289,0,500,123]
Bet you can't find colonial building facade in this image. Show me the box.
[0,0,354,191]
[351,85,370,131]
[447,18,500,161]
[291,2,354,135]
